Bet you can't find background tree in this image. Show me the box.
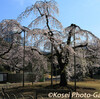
[0,19,23,59]
[0,19,47,80]
[85,40,100,78]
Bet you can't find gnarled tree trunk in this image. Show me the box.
[59,63,67,86]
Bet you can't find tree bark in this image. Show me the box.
[60,65,67,86]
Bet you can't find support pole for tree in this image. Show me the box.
[56,65,57,84]
[23,31,25,87]
[74,30,76,91]
[51,42,53,88]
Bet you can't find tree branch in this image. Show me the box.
[36,7,44,16]
[67,24,77,45]
[31,47,43,55]
[73,43,88,49]
[86,46,95,52]
[0,43,13,57]
[0,56,10,60]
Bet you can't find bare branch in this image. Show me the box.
[0,43,13,57]
[31,47,43,55]
[67,24,77,45]
[73,43,88,49]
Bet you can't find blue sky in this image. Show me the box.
[0,0,100,38]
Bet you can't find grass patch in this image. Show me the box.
[68,79,100,92]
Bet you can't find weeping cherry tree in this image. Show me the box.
[17,0,99,86]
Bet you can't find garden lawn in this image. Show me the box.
[68,79,100,92]
[0,79,100,99]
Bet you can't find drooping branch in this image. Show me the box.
[45,15,53,37]
[67,24,77,45]
[67,30,72,45]
[22,26,30,32]
[73,43,88,49]
[0,43,13,57]
[31,47,43,55]
[86,46,95,52]
[53,43,60,55]
[36,7,44,16]
[0,56,10,60]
